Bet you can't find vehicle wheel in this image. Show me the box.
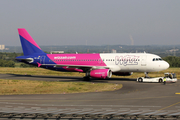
[159,79,163,83]
[138,78,143,82]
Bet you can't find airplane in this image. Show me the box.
[16,28,170,80]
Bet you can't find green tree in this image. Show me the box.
[163,56,180,67]
[0,59,15,67]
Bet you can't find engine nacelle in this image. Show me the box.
[113,72,133,76]
[87,69,112,79]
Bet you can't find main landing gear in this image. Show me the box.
[83,76,90,81]
[83,71,91,81]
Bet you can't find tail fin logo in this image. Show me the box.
[18,28,45,56]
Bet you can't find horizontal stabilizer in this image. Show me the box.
[16,57,34,63]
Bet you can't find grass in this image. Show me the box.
[0,67,85,77]
[0,67,179,79]
[0,67,178,95]
[0,79,122,95]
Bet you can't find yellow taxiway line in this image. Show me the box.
[158,101,180,111]
[157,93,180,111]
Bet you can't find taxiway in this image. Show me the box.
[0,74,179,118]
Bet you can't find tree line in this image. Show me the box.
[0,52,34,67]
[163,56,180,67]
[0,52,180,68]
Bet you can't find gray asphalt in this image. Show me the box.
[0,74,180,112]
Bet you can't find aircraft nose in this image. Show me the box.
[163,61,170,70]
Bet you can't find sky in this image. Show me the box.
[0,0,180,46]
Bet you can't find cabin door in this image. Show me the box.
[141,55,147,66]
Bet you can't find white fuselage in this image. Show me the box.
[99,53,169,73]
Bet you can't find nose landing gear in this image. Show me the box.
[144,72,149,78]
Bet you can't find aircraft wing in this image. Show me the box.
[40,64,120,72]
[42,64,109,69]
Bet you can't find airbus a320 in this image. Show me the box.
[16,28,169,80]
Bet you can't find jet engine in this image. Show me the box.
[113,72,133,76]
[87,69,112,79]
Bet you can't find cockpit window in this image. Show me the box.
[152,58,163,61]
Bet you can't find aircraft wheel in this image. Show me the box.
[159,78,163,83]
[83,76,90,81]
[138,78,143,82]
